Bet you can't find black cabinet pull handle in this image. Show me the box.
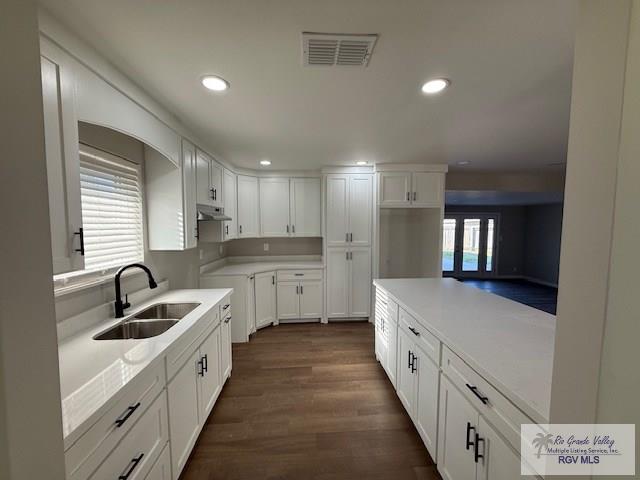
[408,326,420,336]
[272,275,275,285]
[292,225,295,234]
[223,304,230,310]
[225,225,229,235]
[407,350,412,369]
[198,358,205,377]
[287,225,289,233]
[74,227,85,256]
[466,383,489,405]
[474,433,485,463]
[406,191,410,201]
[119,453,144,480]
[225,316,231,324]
[115,402,141,428]
[202,354,208,373]
[300,285,304,295]
[411,353,417,373]
[465,422,475,450]
[413,192,417,201]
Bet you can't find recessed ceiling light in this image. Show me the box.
[356,161,368,166]
[201,75,229,92]
[421,78,450,94]
[260,160,271,166]
[457,160,470,165]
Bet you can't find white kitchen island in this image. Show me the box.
[373,278,554,480]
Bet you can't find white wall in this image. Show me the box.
[595,1,640,476]
[550,0,631,430]
[0,1,66,478]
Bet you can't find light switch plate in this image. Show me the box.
[263,243,269,252]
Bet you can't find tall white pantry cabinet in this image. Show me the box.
[325,174,373,320]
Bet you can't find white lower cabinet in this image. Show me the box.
[437,376,532,480]
[255,271,277,328]
[167,349,201,478]
[89,392,168,480]
[220,304,232,380]
[168,324,223,479]
[374,290,398,388]
[198,327,222,419]
[144,444,171,480]
[276,282,300,320]
[276,279,323,321]
[326,247,371,318]
[396,325,439,460]
[437,375,479,480]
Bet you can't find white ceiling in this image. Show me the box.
[39,0,577,171]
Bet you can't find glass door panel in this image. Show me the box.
[442,218,456,272]
[486,218,495,272]
[462,219,481,272]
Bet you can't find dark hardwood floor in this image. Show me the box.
[459,278,558,314]
[180,322,440,480]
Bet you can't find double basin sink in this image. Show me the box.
[94,302,200,340]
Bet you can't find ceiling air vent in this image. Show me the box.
[302,32,378,67]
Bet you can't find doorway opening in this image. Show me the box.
[442,214,498,277]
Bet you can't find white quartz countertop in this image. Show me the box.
[201,260,324,277]
[373,278,556,423]
[57,288,232,449]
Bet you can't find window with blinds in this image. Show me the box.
[79,144,144,271]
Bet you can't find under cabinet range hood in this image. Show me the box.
[197,205,232,222]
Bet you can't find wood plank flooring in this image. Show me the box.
[180,322,440,480]
[460,278,558,314]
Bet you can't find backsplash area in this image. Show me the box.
[225,237,322,257]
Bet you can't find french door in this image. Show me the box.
[442,214,498,277]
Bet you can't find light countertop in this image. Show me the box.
[201,260,324,277]
[373,278,556,423]
[57,288,232,449]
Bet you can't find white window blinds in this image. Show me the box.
[79,144,144,271]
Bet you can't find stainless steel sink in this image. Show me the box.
[131,302,200,320]
[93,302,200,340]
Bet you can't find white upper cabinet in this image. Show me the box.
[210,160,223,208]
[195,149,223,208]
[326,175,349,246]
[237,175,259,237]
[259,177,321,238]
[326,174,372,246]
[412,172,443,207]
[259,178,291,237]
[196,150,223,207]
[348,175,373,246]
[181,140,198,249]
[195,149,214,207]
[40,49,84,274]
[223,169,237,240]
[378,172,412,207]
[290,178,321,237]
[376,169,445,208]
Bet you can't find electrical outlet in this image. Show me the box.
[263,243,269,252]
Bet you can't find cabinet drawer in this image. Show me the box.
[399,308,440,364]
[441,346,532,453]
[165,306,219,380]
[88,391,169,480]
[144,443,171,480]
[277,269,322,281]
[220,294,232,320]
[65,362,165,480]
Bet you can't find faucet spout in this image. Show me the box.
[114,263,158,318]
